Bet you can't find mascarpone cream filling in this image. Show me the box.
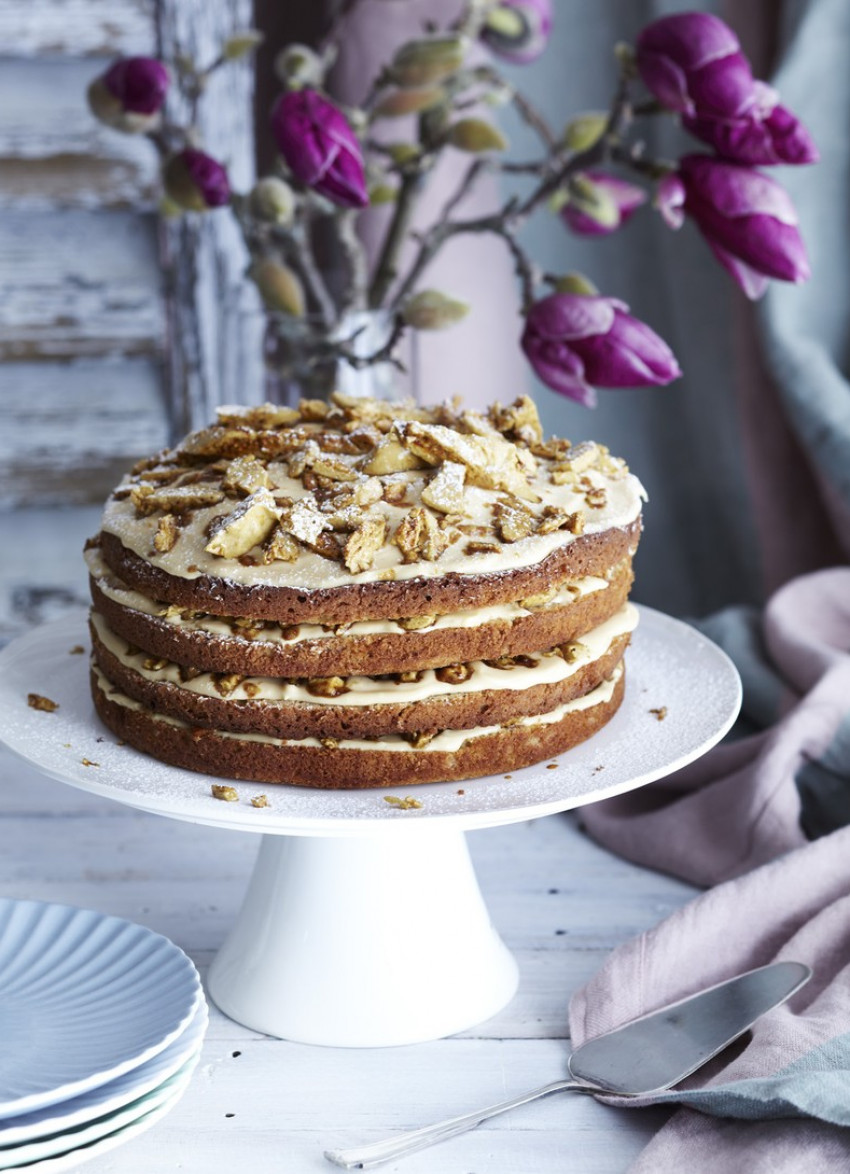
[100,464,644,591]
[93,662,623,754]
[91,603,638,708]
[86,547,614,644]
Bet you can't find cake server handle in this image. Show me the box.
[323,1079,588,1169]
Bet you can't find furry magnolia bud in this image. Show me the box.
[550,272,599,296]
[446,118,508,153]
[274,43,324,88]
[390,36,466,86]
[251,259,306,316]
[402,290,470,330]
[368,182,397,204]
[562,111,608,152]
[373,86,446,118]
[222,29,264,60]
[249,176,296,225]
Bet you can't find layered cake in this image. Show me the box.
[87,393,644,788]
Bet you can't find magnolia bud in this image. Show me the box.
[390,35,466,86]
[614,41,637,78]
[274,43,324,88]
[562,111,608,152]
[368,182,398,204]
[481,0,553,64]
[373,86,446,118]
[251,259,306,316]
[447,117,508,153]
[551,272,599,296]
[547,189,570,213]
[402,290,470,330]
[481,81,514,107]
[483,7,526,41]
[158,194,183,219]
[386,142,421,166]
[272,89,368,208]
[249,176,296,225]
[222,29,264,60]
[564,175,619,230]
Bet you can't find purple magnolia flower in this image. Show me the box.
[164,148,231,211]
[636,12,756,119]
[271,89,368,209]
[481,0,553,64]
[682,81,818,166]
[561,171,646,236]
[521,293,681,407]
[657,154,810,299]
[102,57,169,115]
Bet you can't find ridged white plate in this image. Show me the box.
[0,900,202,1120]
[0,1054,199,1170]
[0,999,207,1147]
[7,1081,190,1173]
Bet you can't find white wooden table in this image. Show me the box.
[0,508,697,1173]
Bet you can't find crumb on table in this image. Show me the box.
[250,794,269,808]
[69,646,85,655]
[28,693,58,713]
[211,784,239,802]
[649,706,668,721]
[81,758,100,768]
[383,795,423,811]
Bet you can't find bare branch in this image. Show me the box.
[277,212,337,328]
[335,208,370,314]
[339,313,407,370]
[368,171,424,307]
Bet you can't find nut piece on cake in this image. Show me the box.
[343,516,388,573]
[394,506,448,562]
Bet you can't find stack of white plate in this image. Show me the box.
[0,899,206,1171]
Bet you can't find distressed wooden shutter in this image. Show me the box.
[0,0,260,510]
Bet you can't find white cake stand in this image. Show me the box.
[0,607,740,1048]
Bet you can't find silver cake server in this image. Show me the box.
[324,960,811,1170]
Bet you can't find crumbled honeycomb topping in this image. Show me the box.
[28,692,58,712]
[211,784,239,801]
[112,393,630,573]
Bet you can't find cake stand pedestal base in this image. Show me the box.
[207,829,519,1047]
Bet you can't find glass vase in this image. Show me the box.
[263,309,417,407]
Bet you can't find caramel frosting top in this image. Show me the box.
[99,393,645,594]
